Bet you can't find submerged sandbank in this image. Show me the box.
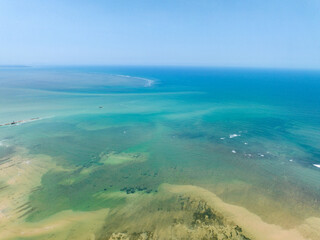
[94,184,320,240]
[1,149,319,240]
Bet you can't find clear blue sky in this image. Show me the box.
[0,0,319,68]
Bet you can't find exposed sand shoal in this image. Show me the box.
[95,184,320,240]
[0,149,54,226]
[0,148,110,240]
[1,147,320,240]
[165,184,320,240]
[1,208,109,240]
[97,184,250,240]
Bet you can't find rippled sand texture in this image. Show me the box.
[1,150,320,240]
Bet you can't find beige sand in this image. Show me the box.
[0,149,53,228]
[1,148,320,240]
[165,184,320,240]
[1,209,109,240]
[0,148,108,240]
[94,184,320,240]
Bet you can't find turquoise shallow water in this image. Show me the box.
[1,66,320,230]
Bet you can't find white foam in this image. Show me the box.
[229,134,240,138]
[313,164,320,168]
[0,140,8,147]
[244,142,248,145]
[144,79,155,87]
[232,150,236,153]
[220,137,225,140]
[117,74,131,78]
[116,74,155,87]
[289,159,293,162]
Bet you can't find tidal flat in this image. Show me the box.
[0,66,320,239]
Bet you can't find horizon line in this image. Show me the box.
[0,64,320,72]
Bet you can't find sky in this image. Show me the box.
[0,0,319,68]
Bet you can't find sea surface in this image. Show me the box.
[0,66,320,239]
